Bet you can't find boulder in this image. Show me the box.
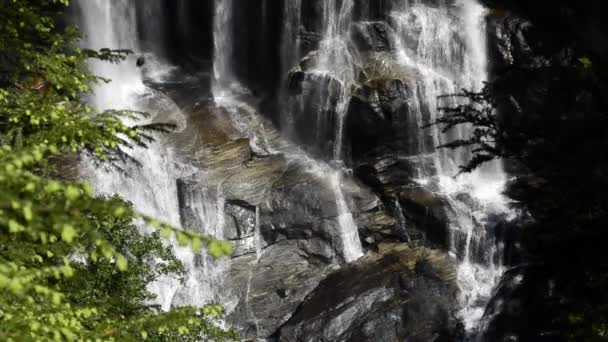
[396,186,451,249]
[354,154,419,197]
[275,243,462,342]
[353,154,452,248]
[355,209,400,246]
[226,240,340,339]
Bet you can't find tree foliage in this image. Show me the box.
[0,0,235,341]
[433,54,608,339]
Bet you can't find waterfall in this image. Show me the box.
[75,0,181,226]
[318,0,364,262]
[332,172,364,262]
[74,0,513,337]
[278,0,302,136]
[76,0,231,313]
[77,0,144,110]
[280,0,364,262]
[213,0,236,98]
[212,0,363,263]
[390,0,510,333]
[254,207,262,260]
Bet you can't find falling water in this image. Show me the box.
[76,0,231,313]
[213,0,363,263]
[390,0,510,333]
[77,0,144,110]
[171,180,230,309]
[254,207,262,260]
[394,199,411,243]
[76,0,511,337]
[319,0,364,263]
[314,0,356,159]
[213,0,236,98]
[331,172,364,262]
[278,0,302,136]
[289,0,364,262]
[75,0,183,226]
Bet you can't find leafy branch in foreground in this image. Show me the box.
[1,0,236,341]
[428,86,507,174]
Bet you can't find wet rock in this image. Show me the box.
[397,186,452,249]
[275,244,461,342]
[173,105,253,172]
[352,154,452,247]
[50,153,81,181]
[346,79,411,160]
[222,155,288,206]
[225,199,256,240]
[285,60,348,157]
[176,178,210,235]
[166,80,462,341]
[354,154,419,197]
[345,53,431,161]
[286,66,305,94]
[351,21,393,52]
[486,12,542,72]
[226,240,339,339]
[259,163,380,258]
[355,210,399,245]
[493,215,527,267]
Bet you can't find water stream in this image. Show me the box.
[390,0,511,333]
[76,0,511,338]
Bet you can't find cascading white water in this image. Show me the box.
[76,0,232,313]
[331,172,364,262]
[278,0,302,137]
[77,0,144,111]
[285,0,364,263]
[308,0,357,161]
[213,0,363,263]
[76,0,511,337]
[76,0,183,227]
[318,0,364,263]
[213,0,236,99]
[389,0,511,333]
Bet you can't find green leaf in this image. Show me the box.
[23,206,33,222]
[202,304,225,317]
[161,227,172,239]
[113,206,127,217]
[191,237,203,253]
[208,240,233,259]
[61,224,77,243]
[8,220,24,233]
[177,232,190,247]
[578,56,593,69]
[82,182,94,197]
[116,255,128,271]
[64,186,80,201]
[45,181,62,193]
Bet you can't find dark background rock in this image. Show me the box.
[480,266,568,342]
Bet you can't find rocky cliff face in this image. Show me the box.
[77,0,516,340]
[153,76,463,339]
